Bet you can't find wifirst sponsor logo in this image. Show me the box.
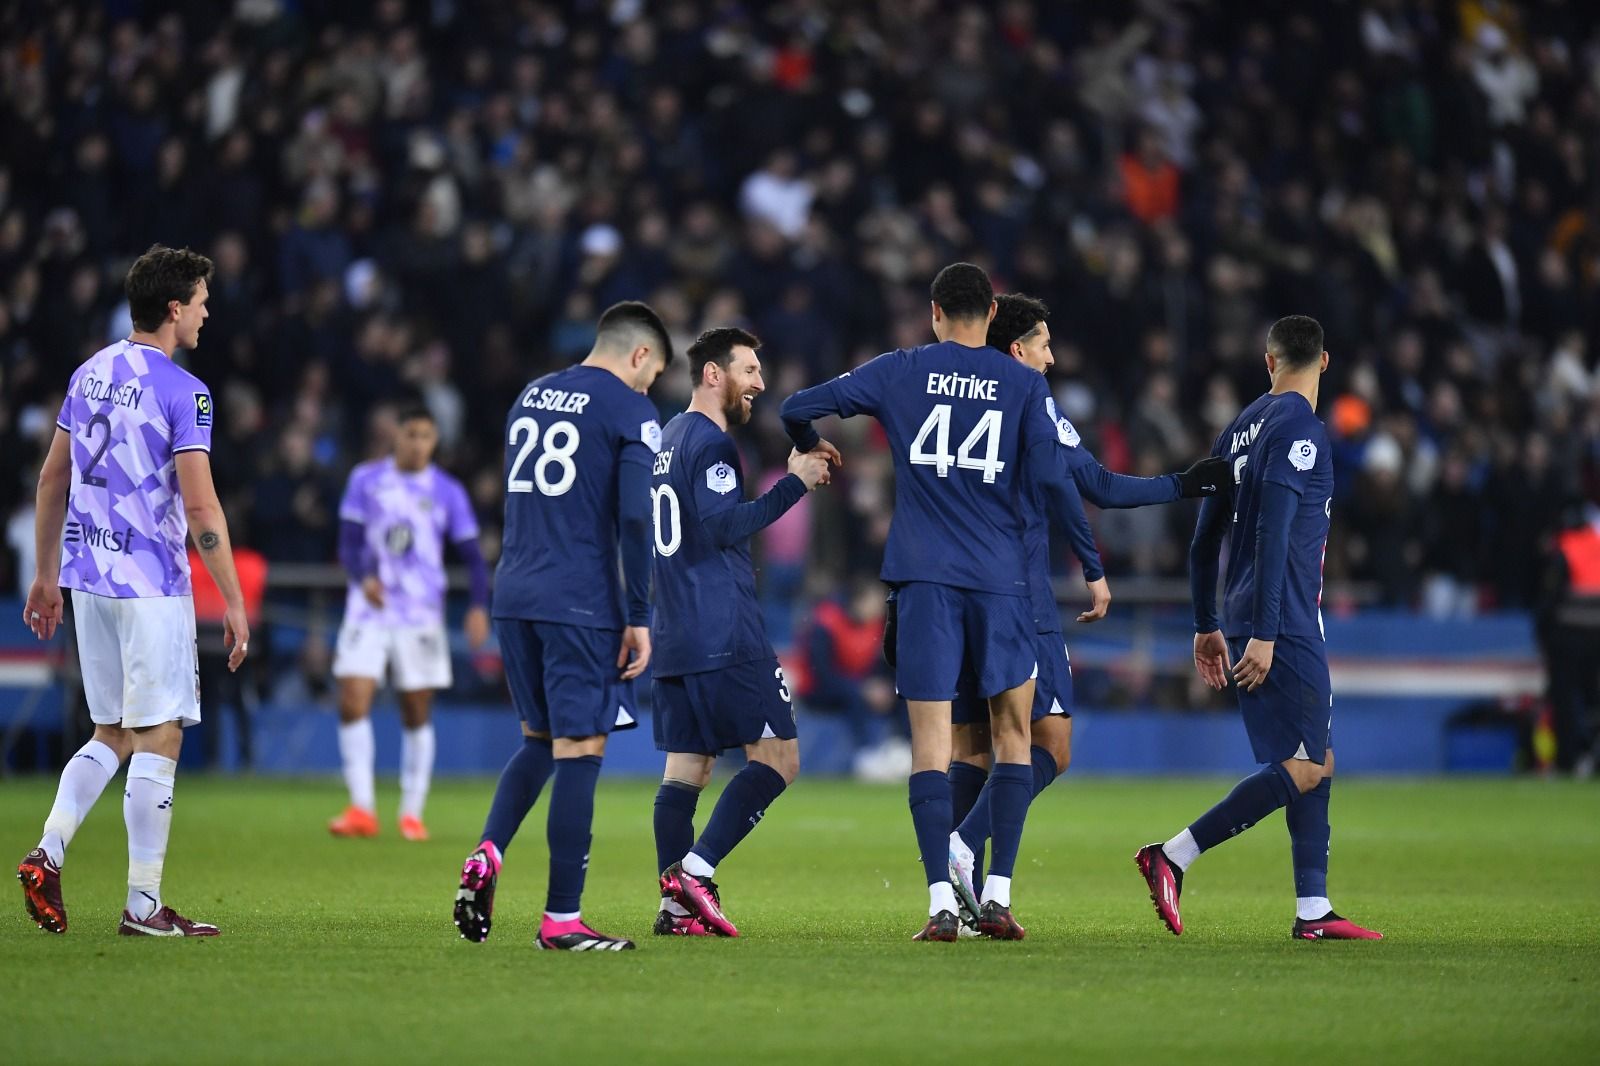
[925,372,998,401]
[64,520,137,554]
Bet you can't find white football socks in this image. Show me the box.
[929,880,957,918]
[40,739,121,867]
[980,874,1012,909]
[682,851,716,879]
[1297,896,1333,921]
[1164,828,1201,871]
[338,718,376,812]
[124,753,177,920]
[399,723,435,820]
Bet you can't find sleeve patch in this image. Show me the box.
[194,392,213,428]
[705,461,737,494]
[1287,439,1317,471]
[641,419,662,454]
[1046,396,1079,446]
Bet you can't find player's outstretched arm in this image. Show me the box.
[176,451,250,671]
[23,429,72,640]
[780,354,894,455]
[700,451,823,549]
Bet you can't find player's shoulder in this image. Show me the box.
[431,466,470,497]
[345,457,387,487]
[141,353,209,399]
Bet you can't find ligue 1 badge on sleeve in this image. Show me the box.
[706,462,737,494]
[194,392,213,428]
[641,419,663,453]
[1288,439,1317,471]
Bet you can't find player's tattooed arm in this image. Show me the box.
[198,531,221,550]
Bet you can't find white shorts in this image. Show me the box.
[72,591,201,729]
[332,620,453,692]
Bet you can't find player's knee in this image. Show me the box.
[1048,738,1072,776]
[1285,759,1322,794]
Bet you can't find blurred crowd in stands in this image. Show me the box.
[1,0,1598,677]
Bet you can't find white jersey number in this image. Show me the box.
[651,484,682,557]
[908,405,1007,483]
[507,417,580,496]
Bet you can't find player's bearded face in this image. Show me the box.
[722,371,752,425]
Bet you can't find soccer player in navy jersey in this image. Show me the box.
[780,262,1095,941]
[453,301,671,952]
[943,294,1228,932]
[649,328,833,938]
[1136,315,1381,941]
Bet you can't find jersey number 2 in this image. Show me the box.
[81,413,112,488]
[908,405,1006,483]
[507,417,579,496]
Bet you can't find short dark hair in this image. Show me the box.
[930,262,994,322]
[687,326,760,385]
[397,406,435,426]
[988,293,1049,352]
[596,299,675,366]
[126,244,213,332]
[1266,315,1325,369]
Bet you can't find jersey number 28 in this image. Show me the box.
[506,417,579,496]
[908,405,1006,483]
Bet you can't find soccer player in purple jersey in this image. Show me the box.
[18,245,249,937]
[327,407,488,842]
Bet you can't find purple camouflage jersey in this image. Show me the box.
[339,458,479,628]
[56,339,213,599]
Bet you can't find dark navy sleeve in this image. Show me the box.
[1064,443,1182,508]
[1031,443,1105,581]
[1251,479,1299,638]
[1189,494,1229,633]
[454,537,490,608]
[617,446,653,627]
[338,519,371,580]
[695,434,808,548]
[780,354,893,452]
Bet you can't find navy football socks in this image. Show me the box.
[1188,763,1298,852]
[689,761,787,869]
[947,761,988,829]
[545,755,602,914]
[908,770,952,887]
[985,762,1033,879]
[480,735,554,855]
[653,781,701,875]
[1287,776,1331,899]
[957,745,1059,852]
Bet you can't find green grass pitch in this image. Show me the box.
[3,773,1596,1064]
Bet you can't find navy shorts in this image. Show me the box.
[652,656,798,755]
[496,619,638,739]
[951,631,1073,725]
[894,582,1036,701]
[1228,634,1331,764]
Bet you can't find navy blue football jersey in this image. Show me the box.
[492,363,662,629]
[781,341,1066,595]
[650,412,804,676]
[1217,391,1332,640]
